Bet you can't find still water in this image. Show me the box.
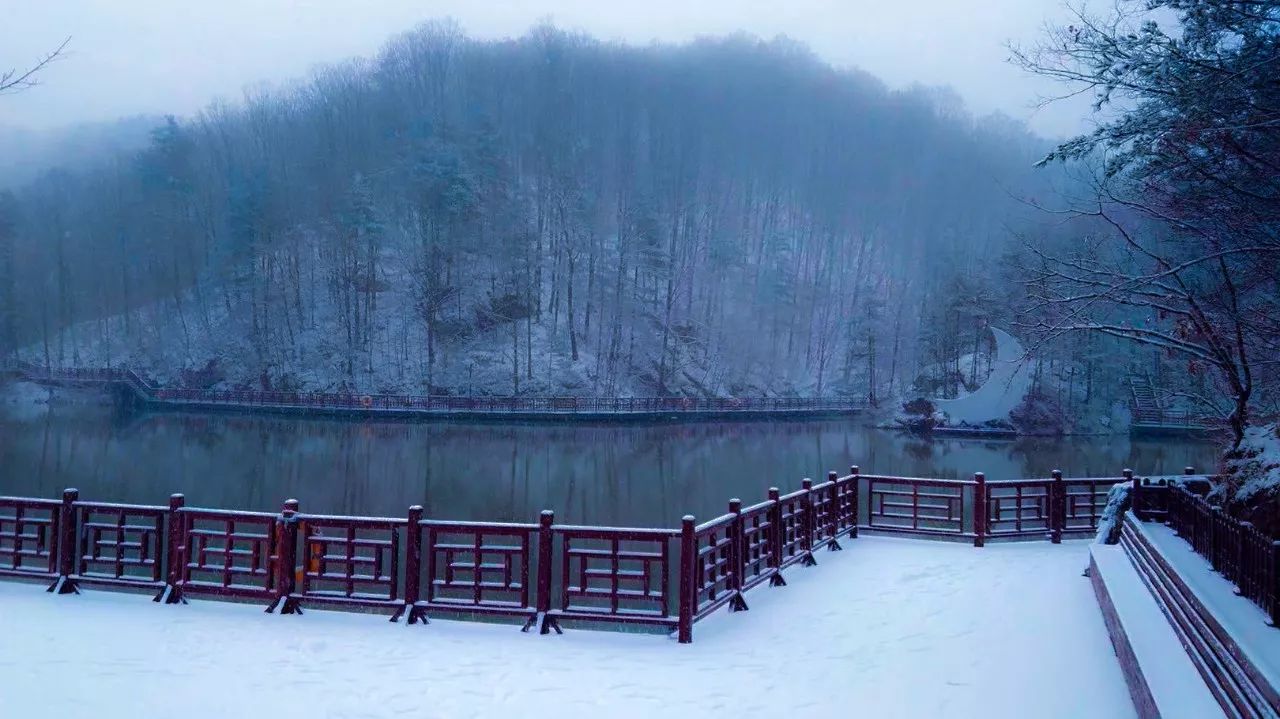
[0,404,1220,528]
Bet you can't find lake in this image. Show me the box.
[0,402,1220,528]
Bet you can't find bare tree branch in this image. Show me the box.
[0,37,71,96]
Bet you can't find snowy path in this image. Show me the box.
[0,538,1133,719]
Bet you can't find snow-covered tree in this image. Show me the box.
[1015,0,1280,447]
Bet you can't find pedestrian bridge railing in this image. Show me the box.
[10,364,867,417]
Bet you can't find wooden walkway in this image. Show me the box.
[7,365,867,422]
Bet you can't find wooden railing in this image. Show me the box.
[2,465,1246,642]
[861,471,1126,546]
[151,390,866,414]
[1164,482,1280,625]
[1131,409,1218,428]
[13,364,866,416]
[0,496,60,580]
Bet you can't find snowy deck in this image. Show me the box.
[1,537,1134,719]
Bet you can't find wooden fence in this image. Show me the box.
[0,466,1235,642]
[1164,481,1280,626]
[13,364,866,416]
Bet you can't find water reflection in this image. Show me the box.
[0,406,1221,527]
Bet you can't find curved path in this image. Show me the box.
[935,327,1034,425]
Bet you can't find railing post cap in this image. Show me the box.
[1051,469,1063,478]
[850,465,860,474]
[1123,468,1134,478]
[974,472,985,480]
[1184,466,1195,474]
[828,470,838,479]
[682,514,695,523]
[802,477,813,488]
[540,509,554,519]
[62,487,79,499]
[283,498,300,512]
[729,498,741,509]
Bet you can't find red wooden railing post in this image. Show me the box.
[800,478,817,566]
[678,515,696,644]
[268,498,302,615]
[826,471,842,550]
[850,466,860,538]
[728,498,748,611]
[1271,541,1280,628]
[1170,484,1182,534]
[1211,506,1224,572]
[399,505,425,625]
[535,510,561,635]
[767,487,786,587]
[1238,521,1252,590]
[973,473,986,548]
[1050,470,1064,544]
[155,493,186,604]
[1185,488,1195,535]
[47,488,80,595]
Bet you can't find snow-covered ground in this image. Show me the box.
[0,538,1134,719]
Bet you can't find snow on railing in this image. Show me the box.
[1164,480,1280,626]
[8,465,1265,641]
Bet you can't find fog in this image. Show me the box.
[3,1,1273,445]
[3,0,1091,137]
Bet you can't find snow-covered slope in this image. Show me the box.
[15,263,855,398]
[935,327,1034,425]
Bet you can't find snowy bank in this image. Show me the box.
[1219,422,1280,529]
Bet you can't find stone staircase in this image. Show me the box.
[1130,374,1163,425]
[1092,512,1280,718]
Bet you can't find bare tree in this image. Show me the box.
[1013,0,1280,447]
[1019,192,1272,447]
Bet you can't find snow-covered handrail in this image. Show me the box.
[1164,482,1278,626]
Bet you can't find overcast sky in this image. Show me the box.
[1,1,1094,138]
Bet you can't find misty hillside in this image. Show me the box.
[0,23,1072,399]
[0,116,161,189]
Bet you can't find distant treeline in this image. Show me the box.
[0,22,1080,399]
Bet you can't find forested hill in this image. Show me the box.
[0,23,1068,398]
